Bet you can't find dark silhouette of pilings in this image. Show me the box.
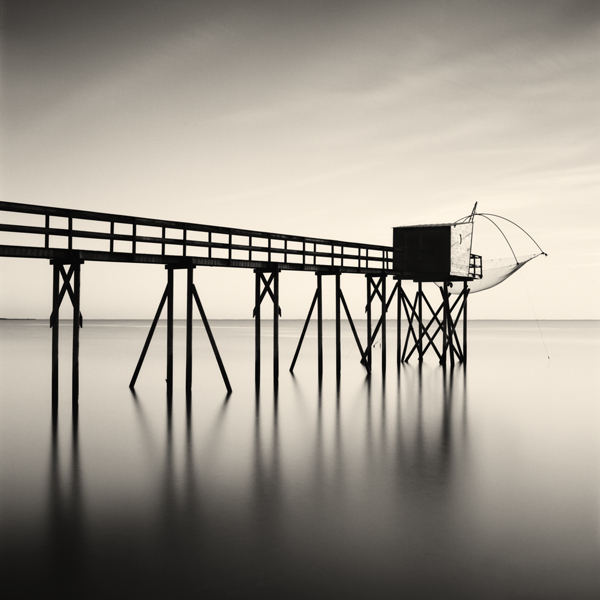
[253,269,281,390]
[50,259,83,407]
[130,265,231,395]
[290,272,371,383]
[398,280,469,366]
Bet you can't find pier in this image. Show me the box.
[0,201,478,403]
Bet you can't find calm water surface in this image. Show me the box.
[1,320,599,598]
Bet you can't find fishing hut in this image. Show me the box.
[391,220,482,366]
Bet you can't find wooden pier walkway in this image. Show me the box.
[1,201,472,404]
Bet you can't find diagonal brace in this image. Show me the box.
[192,285,232,393]
[129,286,168,388]
[289,289,318,373]
[360,282,398,364]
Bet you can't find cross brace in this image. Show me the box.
[49,260,83,406]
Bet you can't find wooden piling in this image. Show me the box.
[72,261,80,405]
[463,282,468,363]
[317,274,323,382]
[166,266,174,398]
[186,266,194,394]
[273,269,279,389]
[255,270,261,389]
[335,272,341,382]
[418,282,423,362]
[397,280,402,370]
[381,274,386,376]
[52,262,60,404]
[366,276,372,371]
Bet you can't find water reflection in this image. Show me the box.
[48,399,84,596]
[4,321,598,598]
[43,365,470,597]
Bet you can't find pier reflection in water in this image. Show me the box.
[1,320,599,598]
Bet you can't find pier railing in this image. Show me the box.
[0,201,395,274]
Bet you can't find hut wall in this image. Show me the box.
[449,223,474,278]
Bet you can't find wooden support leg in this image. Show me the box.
[186,266,194,395]
[366,276,372,372]
[317,274,323,383]
[289,290,318,373]
[381,275,386,377]
[130,287,168,389]
[72,262,81,405]
[396,279,402,371]
[192,285,232,394]
[273,269,279,390]
[340,290,369,373]
[449,287,455,368]
[335,273,341,383]
[52,262,60,405]
[463,282,468,363]
[401,290,419,362]
[442,283,449,366]
[166,267,174,398]
[255,270,261,389]
[418,282,423,362]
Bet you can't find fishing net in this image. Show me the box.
[447,253,542,294]
[439,210,545,294]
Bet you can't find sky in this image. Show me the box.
[1,0,599,320]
